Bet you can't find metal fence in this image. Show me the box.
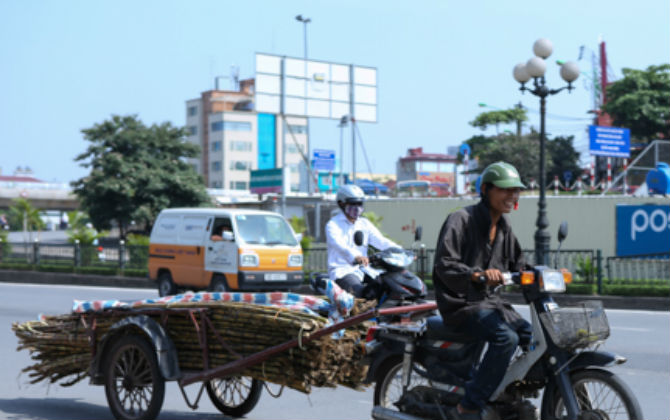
[606,253,670,283]
[0,241,149,270]
[1,241,667,285]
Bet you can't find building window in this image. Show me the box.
[211,141,222,152]
[230,181,248,190]
[230,140,252,151]
[287,144,305,154]
[212,161,222,172]
[230,161,251,171]
[188,125,197,136]
[287,124,307,134]
[211,121,252,132]
[188,106,198,116]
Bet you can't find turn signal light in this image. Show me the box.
[520,271,535,285]
[561,269,573,284]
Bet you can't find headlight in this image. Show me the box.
[288,254,303,267]
[381,250,414,268]
[239,253,259,267]
[540,269,567,293]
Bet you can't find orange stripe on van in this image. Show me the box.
[148,243,207,288]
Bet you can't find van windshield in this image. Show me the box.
[235,214,298,246]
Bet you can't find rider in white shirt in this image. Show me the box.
[325,185,400,298]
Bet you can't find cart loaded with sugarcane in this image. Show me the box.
[12,284,436,420]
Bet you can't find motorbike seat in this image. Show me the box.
[425,315,476,343]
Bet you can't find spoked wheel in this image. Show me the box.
[104,335,165,420]
[206,376,263,417]
[542,369,643,420]
[373,357,431,409]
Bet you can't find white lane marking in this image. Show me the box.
[611,326,651,332]
[0,282,153,294]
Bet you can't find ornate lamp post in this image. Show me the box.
[512,38,580,265]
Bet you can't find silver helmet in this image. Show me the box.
[336,184,366,204]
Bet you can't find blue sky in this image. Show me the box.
[1,0,668,183]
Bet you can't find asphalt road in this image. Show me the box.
[1,283,668,420]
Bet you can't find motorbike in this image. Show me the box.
[310,228,427,309]
[364,222,643,420]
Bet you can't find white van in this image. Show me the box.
[149,208,304,296]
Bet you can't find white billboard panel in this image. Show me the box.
[355,85,377,105]
[285,97,305,115]
[331,102,349,119]
[256,54,281,74]
[284,58,305,77]
[307,100,330,118]
[255,53,377,122]
[255,94,280,114]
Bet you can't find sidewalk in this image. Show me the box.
[1,269,668,311]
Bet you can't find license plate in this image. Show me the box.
[265,273,287,281]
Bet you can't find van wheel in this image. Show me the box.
[158,272,176,297]
[209,275,228,292]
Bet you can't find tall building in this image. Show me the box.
[185,79,309,191]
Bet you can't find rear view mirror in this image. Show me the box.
[295,233,303,242]
[222,231,234,241]
[353,231,364,246]
[557,221,568,243]
[414,226,423,242]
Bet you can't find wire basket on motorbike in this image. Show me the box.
[539,300,610,350]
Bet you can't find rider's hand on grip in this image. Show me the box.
[353,255,370,266]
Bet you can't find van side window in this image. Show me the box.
[211,218,233,241]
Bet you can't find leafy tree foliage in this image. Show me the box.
[8,198,45,233]
[547,136,582,185]
[602,64,670,142]
[469,107,528,134]
[72,115,209,238]
[474,132,544,183]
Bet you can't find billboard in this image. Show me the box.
[616,204,670,256]
[589,125,631,158]
[255,53,377,122]
[249,168,287,194]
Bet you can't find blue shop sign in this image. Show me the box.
[589,125,630,158]
[616,204,670,257]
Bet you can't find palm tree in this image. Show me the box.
[8,198,45,243]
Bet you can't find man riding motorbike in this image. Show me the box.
[323,184,400,299]
[433,161,533,420]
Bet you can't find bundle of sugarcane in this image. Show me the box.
[13,298,376,393]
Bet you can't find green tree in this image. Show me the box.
[602,64,670,142]
[547,135,582,185]
[72,115,210,238]
[469,107,528,135]
[475,132,546,183]
[8,198,45,241]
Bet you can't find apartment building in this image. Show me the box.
[185,79,309,191]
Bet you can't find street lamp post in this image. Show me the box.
[295,14,312,194]
[512,38,580,266]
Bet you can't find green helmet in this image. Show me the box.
[481,161,526,189]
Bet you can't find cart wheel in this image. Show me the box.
[104,334,165,420]
[206,376,263,417]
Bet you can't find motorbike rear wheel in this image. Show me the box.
[541,368,643,420]
[373,357,430,409]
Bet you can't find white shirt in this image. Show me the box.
[326,212,400,281]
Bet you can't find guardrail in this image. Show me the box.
[1,241,667,288]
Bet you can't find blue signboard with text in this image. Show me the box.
[312,149,336,171]
[589,125,631,158]
[616,204,670,257]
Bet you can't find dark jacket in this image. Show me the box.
[433,200,527,325]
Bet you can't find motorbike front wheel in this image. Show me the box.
[541,368,643,420]
[373,357,430,408]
